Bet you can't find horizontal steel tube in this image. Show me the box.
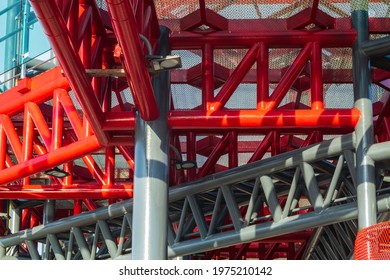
[167,194,390,257]
[0,67,69,115]
[362,35,390,57]
[0,134,356,251]
[0,136,102,185]
[105,0,159,121]
[169,133,355,202]
[367,141,390,162]
[0,184,133,200]
[0,199,133,248]
[169,109,360,130]
[102,109,360,132]
[170,30,356,49]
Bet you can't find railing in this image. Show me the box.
[0,0,52,92]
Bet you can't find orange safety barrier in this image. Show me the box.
[354,221,390,260]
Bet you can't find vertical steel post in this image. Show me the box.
[352,0,377,229]
[43,200,56,224]
[132,26,171,260]
[9,201,21,234]
[19,0,30,78]
[8,201,21,257]
[41,200,55,259]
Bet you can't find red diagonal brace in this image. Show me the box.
[0,135,102,185]
[105,0,159,121]
[29,0,108,145]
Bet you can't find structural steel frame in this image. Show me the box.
[1,0,390,260]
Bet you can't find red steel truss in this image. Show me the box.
[1,0,390,259]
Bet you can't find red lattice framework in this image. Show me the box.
[1,0,390,259]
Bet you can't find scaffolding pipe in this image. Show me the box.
[0,133,358,256]
[169,133,355,201]
[167,194,390,258]
[367,141,390,162]
[131,26,171,260]
[105,0,159,121]
[28,0,107,145]
[351,0,377,230]
[362,35,390,57]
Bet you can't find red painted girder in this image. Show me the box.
[170,30,356,49]
[169,109,360,130]
[0,184,133,200]
[102,109,359,132]
[103,111,136,131]
[29,0,107,145]
[0,67,69,115]
[0,135,101,185]
[162,17,390,33]
[105,0,159,121]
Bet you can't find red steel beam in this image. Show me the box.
[101,109,360,132]
[170,30,356,49]
[0,184,133,200]
[29,0,107,145]
[310,41,324,110]
[169,109,360,131]
[0,67,69,115]
[105,0,159,121]
[0,135,102,185]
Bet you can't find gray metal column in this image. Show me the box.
[352,0,377,229]
[132,26,171,259]
[9,201,21,234]
[43,200,56,224]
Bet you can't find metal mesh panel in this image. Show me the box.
[269,48,300,69]
[115,154,131,169]
[372,83,385,103]
[276,89,299,107]
[172,84,202,109]
[111,90,120,109]
[120,88,134,106]
[324,84,354,109]
[298,90,310,107]
[208,0,311,19]
[154,0,199,19]
[322,48,352,70]
[354,221,390,260]
[224,84,257,109]
[173,50,201,69]
[215,49,252,70]
[367,2,390,17]
[69,90,83,111]
[319,2,350,18]
[95,0,108,11]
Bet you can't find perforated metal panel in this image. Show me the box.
[355,221,390,260]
